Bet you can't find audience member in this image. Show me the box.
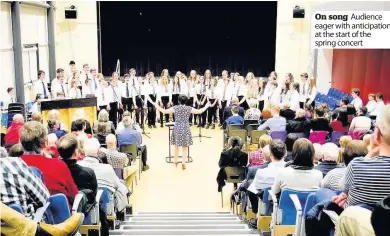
[0,157,50,218]
[2,87,16,109]
[280,104,296,121]
[330,113,347,132]
[223,96,245,125]
[261,109,272,120]
[116,116,149,171]
[76,135,88,160]
[248,134,272,167]
[8,143,24,157]
[272,139,323,195]
[333,105,390,208]
[315,143,343,177]
[116,111,132,132]
[321,140,367,191]
[72,119,92,138]
[286,109,308,134]
[313,143,324,165]
[225,106,244,129]
[47,109,67,131]
[20,121,78,205]
[306,106,332,133]
[46,133,59,158]
[333,97,349,126]
[31,112,42,122]
[4,114,24,147]
[241,145,272,190]
[48,120,66,139]
[257,105,286,132]
[349,106,372,132]
[337,135,352,164]
[244,100,261,120]
[93,109,115,134]
[71,109,92,134]
[285,134,298,161]
[304,104,313,120]
[366,93,377,115]
[94,122,110,147]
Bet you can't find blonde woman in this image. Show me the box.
[206,78,219,129]
[157,75,171,127]
[204,69,212,87]
[93,109,115,134]
[247,78,259,109]
[188,70,198,89]
[245,72,255,86]
[160,69,170,83]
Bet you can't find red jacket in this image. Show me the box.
[331,120,347,132]
[4,122,24,145]
[21,154,78,205]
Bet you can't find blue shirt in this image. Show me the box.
[48,129,66,139]
[258,116,286,132]
[117,128,142,146]
[226,115,244,127]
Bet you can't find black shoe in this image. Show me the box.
[194,122,198,126]
[197,124,201,128]
[211,124,216,129]
[148,125,152,129]
[142,164,149,171]
[160,124,163,128]
[115,220,121,229]
[205,124,210,129]
[248,219,257,229]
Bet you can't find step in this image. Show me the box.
[110,229,258,235]
[133,213,234,217]
[121,225,247,230]
[136,212,231,215]
[121,220,243,225]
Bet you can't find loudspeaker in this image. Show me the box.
[65,9,77,19]
[293,6,305,18]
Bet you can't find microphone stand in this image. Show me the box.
[192,91,211,143]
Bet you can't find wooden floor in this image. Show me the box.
[130,125,234,212]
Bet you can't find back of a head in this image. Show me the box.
[122,116,132,128]
[292,138,315,168]
[98,109,109,122]
[13,114,24,123]
[19,121,47,152]
[322,143,339,162]
[295,109,305,118]
[57,134,78,160]
[375,104,390,146]
[47,109,59,121]
[259,134,272,148]
[8,144,24,157]
[285,134,298,152]
[359,106,368,116]
[343,140,368,166]
[231,96,239,104]
[231,106,239,115]
[269,139,286,161]
[105,134,117,146]
[228,136,242,157]
[271,105,280,116]
[84,138,101,157]
[339,135,352,148]
[31,112,42,122]
[74,119,86,131]
[341,97,349,106]
[178,94,187,105]
[314,106,324,117]
[97,122,108,134]
[313,143,323,162]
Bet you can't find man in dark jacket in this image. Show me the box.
[306,106,333,133]
[286,109,308,134]
[223,96,244,128]
[280,104,296,121]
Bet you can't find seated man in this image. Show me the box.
[280,104,296,121]
[20,121,79,206]
[48,120,67,139]
[78,138,129,227]
[306,106,333,133]
[0,202,84,236]
[116,116,149,171]
[225,106,244,130]
[0,157,50,219]
[247,140,287,217]
[72,119,92,138]
[257,105,287,132]
[314,142,343,177]
[4,114,24,147]
[349,106,372,132]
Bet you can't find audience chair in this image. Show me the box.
[308,131,328,145]
[289,133,305,139]
[250,130,268,145]
[244,120,259,130]
[348,130,366,140]
[9,203,23,214]
[227,124,244,137]
[230,129,247,151]
[99,187,116,229]
[120,144,141,180]
[45,194,71,224]
[224,124,244,149]
[72,189,103,236]
[269,189,315,236]
[270,131,288,142]
[221,166,247,207]
[30,166,44,183]
[331,131,347,146]
[247,124,260,138]
[257,186,273,232]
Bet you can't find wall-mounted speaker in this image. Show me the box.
[293,6,305,18]
[65,6,77,19]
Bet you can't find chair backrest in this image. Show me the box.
[331,131,347,145]
[348,130,365,140]
[303,188,337,217]
[114,168,124,180]
[308,131,328,144]
[9,203,24,213]
[270,131,288,142]
[289,133,305,139]
[250,130,268,144]
[29,166,44,183]
[228,124,243,136]
[260,186,272,216]
[46,193,71,224]
[98,187,111,214]
[247,124,260,137]
[119,144,138,158]
[224,166,246,184]
[279,189,315,225]
[230,130,247,144]
[244,119,259,129]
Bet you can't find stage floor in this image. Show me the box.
[130,125,234,212]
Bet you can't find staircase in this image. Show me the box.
[110,212,259,235]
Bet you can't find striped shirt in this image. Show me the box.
[321,167,346,191]
[344,156,390,207]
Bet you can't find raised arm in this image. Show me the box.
[155,103,174,114]
[192,102,210,114]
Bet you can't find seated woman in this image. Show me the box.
[286,108,308,134]
[330,112,348,132]
[248,134,272,167]
[244,100,261,121]
[93,109,115,134]
[217,136,248,192]
[46,133,59,158]
[93,122,110,148]
[271,138,323,195]
[48,120,66,139]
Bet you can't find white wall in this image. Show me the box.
[54,1,98,74]
[0,2,14,99]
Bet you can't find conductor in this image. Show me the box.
[150,95,210,169]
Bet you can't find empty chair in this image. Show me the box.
[244,119,259,130]
[250,130,268,145]
[309,131,328,145]
[227,124,243,137]
[331,131,347,146]
[119,144,141,180]
[270,131,288,142]
[221,166,246,207]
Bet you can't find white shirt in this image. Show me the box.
[157,84,171,102]
[307,86,317,104]
[252,161,286,190]
[79,72,91,87]
[97,86,111,107]
[206,87,217,100]
[145,82,159,96]
[33,80,51,99]
[299,81,310,102]
[289,90,300,111]
[68,87,82,99]
[51,78,59,89]
[51,81,68,98]
[170,83,182,95]
[90,77,100,94]
[349,116,372,132]
[184,84,195,98]
[2,94,16,109]
[29,102,39,113]
[82,86,93,98]
[195,83,207,96]
[218,83,232,103]
[234,83,247,97]
[268,89,280,106]
[366,100,377,114]
[120,81,136,98]
[351,97,363,111]
[108,84,121,104]
[373,100,385,116]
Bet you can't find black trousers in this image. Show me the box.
[247,190,262,214]
[186,97,194,123]
[147,95,157,126]
[135,96,145,126]
[172,94,179,121]
[121,97,134,113]
[258,100,264,111]
[196,94,207,126]
[160,96,170,125]
[109,102,119,128]
[219,100,227,125]
[207,99,217,124]
[139,145,147,166]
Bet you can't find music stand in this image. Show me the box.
[165,122,193,163]
[192,125,211,143]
